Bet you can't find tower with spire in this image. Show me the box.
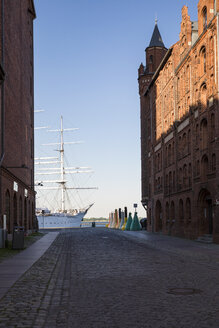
[138,21,167,210]
[138,21,167,96]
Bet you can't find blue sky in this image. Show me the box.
[34,0,198,218]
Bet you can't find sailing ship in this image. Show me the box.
[35,116,97,229]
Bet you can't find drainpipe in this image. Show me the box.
[0,0,4,165]
[0,0,5,226]
[217,14,219,95]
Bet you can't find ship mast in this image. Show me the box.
[35,116,98,212]
[60,116,65,211]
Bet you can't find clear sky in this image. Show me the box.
[34,0,198,218]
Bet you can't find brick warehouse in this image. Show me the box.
[0,0,36,234]
[139,0,219,243]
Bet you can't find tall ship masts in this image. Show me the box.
[35,115,97,219]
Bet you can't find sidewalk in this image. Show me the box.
[120,229,219,263]
[0,231,59,300]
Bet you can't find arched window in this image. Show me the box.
[149,55,153,63]
[200,83,207,110]
[173,171,176,191]
[201,154,208,180]
[5,190,10,232]
[209,36,214,69]
[200,47,207,75]
[170,201,175,223]
[186,65,190,93]
[202,6,207,30]
[177,77,180,101]
[186,198,191,223]
[179,199,184,223]
[200,118,208,149]
[158,177,161,190]
[212,154,216,171]
[166,174,169,188]
[183,164,187,188]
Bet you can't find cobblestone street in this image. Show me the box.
[0,228,219,327]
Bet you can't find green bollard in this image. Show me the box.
[130,212,141,231]
[125,213,132,231]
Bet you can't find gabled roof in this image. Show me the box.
[149,23,165,48]
[28,0,36,19]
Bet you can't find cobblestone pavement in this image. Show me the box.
[0,228,219,327]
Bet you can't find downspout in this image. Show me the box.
[0,0,5,227]
[0,0,4,165]
[217,14,219,94]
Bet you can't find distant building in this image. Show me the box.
[139,0,219,243]
[0,0,36,233]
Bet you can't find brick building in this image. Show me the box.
[0,0,36,233]
[139,0,219,243]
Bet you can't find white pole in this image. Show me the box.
[60,116,65,212]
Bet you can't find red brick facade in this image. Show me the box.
[0,0,36,233]
[139,0,219,243]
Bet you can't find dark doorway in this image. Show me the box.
[198,189,213,235]
[155,200,162,232]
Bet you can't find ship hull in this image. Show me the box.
[37,212,85,229]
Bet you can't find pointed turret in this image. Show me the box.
[145,21,167,74]
[138,21,168,97]
[148,22,165,48]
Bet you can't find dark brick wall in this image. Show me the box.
[0,0,35,232]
